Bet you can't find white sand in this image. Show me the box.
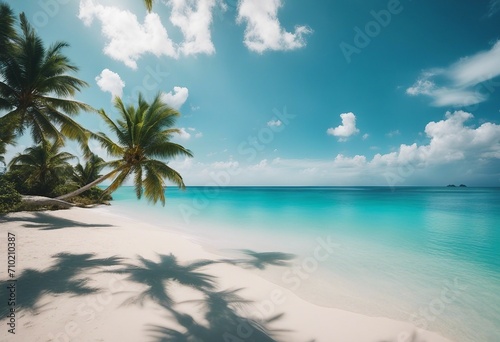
[0,207,454,342]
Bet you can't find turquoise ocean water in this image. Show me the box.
[106,186,500,342]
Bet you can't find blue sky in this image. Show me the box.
[5,0,500,186]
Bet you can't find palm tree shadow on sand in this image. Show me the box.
[110,253,305,342]
[109,253,217,307]
[221,249,296,270]
[0,212,115,230]
[0,252,123,317]
[149,288,288,342]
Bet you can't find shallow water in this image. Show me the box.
[107,186,500,342]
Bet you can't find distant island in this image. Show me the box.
[446,184,467,187]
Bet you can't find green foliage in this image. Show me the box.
[2,168,31,194]
[87,93,193,205]
[1,5,193,207]
[70,188,112,206]
[8,140,75,197]
[0,5,92,153]
[53,184,111,205]
[0,2,17,58]
[143,0,153,12]
[72,153,106,187]
[0,176,21,214]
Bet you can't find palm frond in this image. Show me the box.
[143,0,154,12]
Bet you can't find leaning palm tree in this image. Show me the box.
[57,93,193,205]
[0,11,92,149]
[8,139,75,196]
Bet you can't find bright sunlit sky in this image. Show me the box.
[5,0,500,186]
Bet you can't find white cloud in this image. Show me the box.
[95,69,125,100]
[406,77,435,96]
[187,127,204,138]
[78,0,218,68]
[177,128,191,140]
[267,119,282,127]
[169,0,216,56]
[162,111,500,186]
[362,133,369,140]
[174,127,202,141]
[211,161,240,169]
[237,0,312,53]
[334,154,367,168]
[371,111,500,167]
[431,87,487,107]
[407,42,500,107]
[250,159,268,170]
[161,86,189,109]
[79,0,178,69]
[327,112,360,141]
[449,41,500,87]
[386,130,400,138]
[170,157,194,170]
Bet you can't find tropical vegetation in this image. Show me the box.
[57,94,192,205]
[0,2,192,213]
[8,140,75,197]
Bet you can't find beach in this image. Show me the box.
[0,206,454,342]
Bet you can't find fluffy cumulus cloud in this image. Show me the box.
[327,112,360,141]
[79,0,178,69]
[368,111,500,167]
[78,0,218,68]
[170,111,500,186]
[95,69,125,100]
[303,111,498,184]
[334,154,367,168]
[407,41,500,107]
[169,0,217,56]
[237,0,312,53]
[79,0,310,67]
[161,86,189,110]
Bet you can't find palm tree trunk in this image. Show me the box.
[56,169,118,200]
[22,195,74,209]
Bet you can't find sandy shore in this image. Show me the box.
[0,207,453,342]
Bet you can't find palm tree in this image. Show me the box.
[0,11,92,149]
[0,2,17,58]
[57,93,193,205]
[0,121,16,167]
[8,139,75,196]
[71,153,106,187]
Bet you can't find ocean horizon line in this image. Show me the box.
[110,185,500,189]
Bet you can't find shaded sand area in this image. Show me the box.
[0,207,453,342]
